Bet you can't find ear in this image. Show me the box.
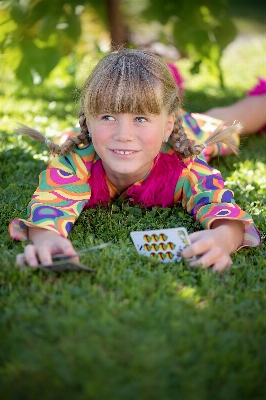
[164,113,175,140]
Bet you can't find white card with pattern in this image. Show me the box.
[130,227,191,263]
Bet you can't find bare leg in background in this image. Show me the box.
[205,94,266,134]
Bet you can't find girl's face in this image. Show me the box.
[87,111,175,191]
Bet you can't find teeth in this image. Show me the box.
[113,150,134,155]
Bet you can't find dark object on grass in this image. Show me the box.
[38,260,96,273]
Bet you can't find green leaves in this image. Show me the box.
[1,0,238,86]
[142,0,237,86]
[0,0,84,84]
[15,40,60,85]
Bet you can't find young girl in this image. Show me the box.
[10,49,261,272]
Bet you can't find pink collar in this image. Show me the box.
[87,152,184,208]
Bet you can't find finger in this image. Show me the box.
[61,241,77,255]
[181,238,210,259]
[38,238,79,265]
[24,244,40,267]
[188,231,203,242]
[36,243,55,266]
[189,248,224,270]
[51,239,79,264]
[212,256,233,273]
[189,256,208,269]
[16,253,26,266]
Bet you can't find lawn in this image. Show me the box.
[1,20,266,400]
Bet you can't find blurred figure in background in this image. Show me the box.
[167,62,266,160]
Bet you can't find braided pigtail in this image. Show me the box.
[169,114,242,158]
[15,124,61,155]
[77,107,91,146]
[169,113,201,158]
[58,104,91,155]
[16,105,91,156]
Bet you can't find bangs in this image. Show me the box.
[84,54,163,116]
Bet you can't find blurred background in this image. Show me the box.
[0,0,265,143]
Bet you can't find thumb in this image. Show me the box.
[52,238,80,263]
[51,237,75,254]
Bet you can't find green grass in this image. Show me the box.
[1,22,266,400]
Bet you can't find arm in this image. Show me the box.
[10,146,95,266]
[9,146,94,240]
[175,155,261,270]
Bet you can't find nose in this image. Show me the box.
[113,115,134,142]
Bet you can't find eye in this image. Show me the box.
[101,115,115,121]
[134,116,148,123]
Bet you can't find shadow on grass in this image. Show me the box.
[182,87,245,114]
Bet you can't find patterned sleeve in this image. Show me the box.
[174,154,261,247]
[8,147,95,241]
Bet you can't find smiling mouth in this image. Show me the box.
[111,149,138,155]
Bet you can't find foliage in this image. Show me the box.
[0,0,236,86]
[0,0,107,85]
[142,0,236,86]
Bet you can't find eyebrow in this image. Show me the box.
[95,111,152,116]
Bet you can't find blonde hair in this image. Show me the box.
[16,49,241,158]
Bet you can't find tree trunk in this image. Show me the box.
[106,0,125,49]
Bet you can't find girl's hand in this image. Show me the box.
[16,227,78,267]
[181,220,245,272]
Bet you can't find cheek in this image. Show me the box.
[91,127,109,146]
[142,131,163,153]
